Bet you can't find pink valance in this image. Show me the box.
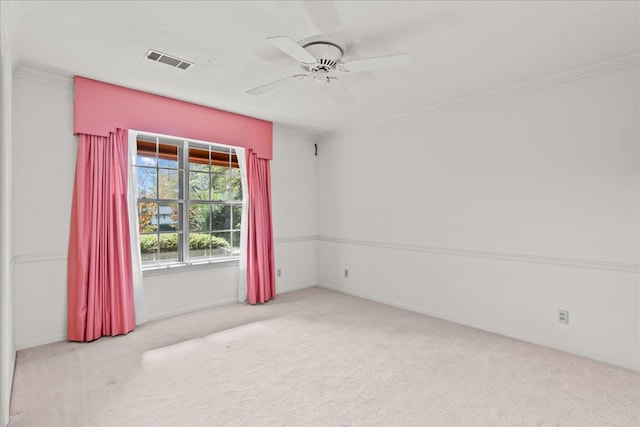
[74,76,273,159]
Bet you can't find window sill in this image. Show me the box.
[142,258,240,277]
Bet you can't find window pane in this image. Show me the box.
[211,164,229,175]
[212,232,231,255]
[158,233,180,263]
[189,171,210,200]
[158,169,179,199]
[138,202,158,233]
[189,203,210,232]
[136,167,157,199]
[158,202,181,232]
[189,146,210,172]
[211,204,231,230]
[139,234,159,265]
[136,138,157,167]
[210,174,229,201]
[189,232,211,260]
[231,231,241,251]
[211,148,233,170]
[135,153,157,167]
[157,142,179,169]
[230,169,242,201]
[231,205,242,230]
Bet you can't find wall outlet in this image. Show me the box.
[558,309,569,324]
[277,268,281,278]
[344,269,349,278]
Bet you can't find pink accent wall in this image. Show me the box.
[74,76,273,159]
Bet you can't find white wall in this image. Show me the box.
[11,71,75,349]
[143,267,240,321]
[271,126,318,293]
[11,70,318,348]
[0,7,15,424]
[317,64,640,370]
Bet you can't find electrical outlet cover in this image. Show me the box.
[558,309,569,324]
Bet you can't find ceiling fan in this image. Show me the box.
[247,35,410,105]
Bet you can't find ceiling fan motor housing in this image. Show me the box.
[299,36,346,73]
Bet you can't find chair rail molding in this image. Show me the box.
[274,235,318,244]
[317,236,639,274]
[12,251,68,266]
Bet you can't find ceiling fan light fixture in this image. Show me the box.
[312,69,331,84]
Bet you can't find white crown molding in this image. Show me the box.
[274,235,318,244]
[14,66,73,89]
[273,123,319,140]
[12,251,67,266]
[317,235,639,274]
[320,53,640,139]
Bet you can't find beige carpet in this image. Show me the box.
[8,286,640,426]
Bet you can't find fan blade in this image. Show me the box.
[325,77,353,106]
[267,36,317,65]
[303,1,340,32]
[247,74,307,96]
[339,54,410,73]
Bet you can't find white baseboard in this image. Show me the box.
[318,283,458,326]
[277,282,317,294]
[146,298,239,323]
[15,334,67,351]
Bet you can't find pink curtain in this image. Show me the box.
[246,150,276,304]
[67,128,136,341]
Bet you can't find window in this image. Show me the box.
[133,133,242,270]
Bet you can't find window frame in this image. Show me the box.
[131,130,243,274]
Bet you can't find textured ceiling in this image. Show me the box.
[4,0,639,135]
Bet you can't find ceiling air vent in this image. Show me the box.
[145,49,193,70]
